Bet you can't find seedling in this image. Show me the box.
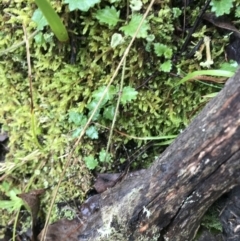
[34,0,69,42]
[177,70,234,85]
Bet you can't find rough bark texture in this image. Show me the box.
[220,186,240,240]
[38,68,240,241]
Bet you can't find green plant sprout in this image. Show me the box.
[210,0,234,17]
[34,0,69,42]
[0,182,23,241]
[68,84,138,141]
[84,149,112,169]
[177,69,234,85]
[64,0,100,12]
[202,92,219,99]
[0,182,23,212]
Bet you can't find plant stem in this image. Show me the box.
[23,25,42,149]
[0,30,39,56]
[105,58,126,161]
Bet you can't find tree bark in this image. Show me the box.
[38,68,240,241]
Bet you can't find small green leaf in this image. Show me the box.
[111,33,124,48]
[120,14,150,38]
[32,9,48,31]
[84,155,98,169]
[99,149,111,163]
[235,6,240,18]
[34,170,41,175]
[164,48,173,59]
[86,126,98,139]
[130,0,143,11]
[154,43,172,58]
[72,127,83,138]
[0,199,23,212]
[1,181,10,192]
[0,188,23,212]
[210,0,233,17]
[103,105,115,120]
[220,61,238,72]
[69,112,87,126]
[95,6,120,27]
[9,190,21,202]
[154,43,167,57]
[172,8,182,18]
[121,86,138,105]
[88,110,101,121]
[92,85,116,103]
[160,60,172,72]
[64,0,100,11]
[146,34,155,42]
[87,100,100,111]
[87,100,101,120]
[34,32,45,44]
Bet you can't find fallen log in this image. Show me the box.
[38,68,240,241]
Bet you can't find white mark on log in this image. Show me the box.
[97,219,114,238]
[189,163,200,175]
[143,206,151,219]
[177,168,185,177]
[205,158,210,164]
[191,191,202,199]
[198,151,205,160]
[231,144,239,153]
[161,180,166,186]
[195,191,201,197]
[181,218,188,228]
[202,128,205,132]
[234,224,240,233]
[184,191,202,206]
[185,198,195,204]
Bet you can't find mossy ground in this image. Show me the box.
[0,0,232,238]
